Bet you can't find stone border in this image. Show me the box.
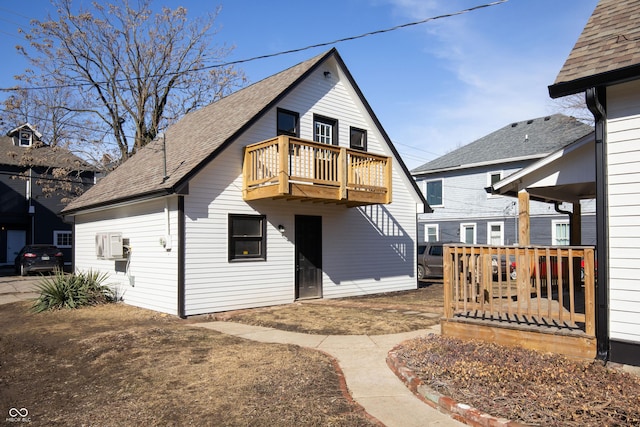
[387,343,527,427]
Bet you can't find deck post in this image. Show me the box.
[518,190,530,245]
[338,148,347,200]
[278,135,289,195]
[443,245,453,318]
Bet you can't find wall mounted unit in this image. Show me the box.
[95,232,125,259]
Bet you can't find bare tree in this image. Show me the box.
[15,0,245,164]
[551,92,593,125]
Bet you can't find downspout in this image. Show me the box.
[177,196,186,318]
[586,86,609,363]
[554,202,573,231]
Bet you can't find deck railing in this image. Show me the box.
[243,135,391,205]
[443,244,596,336]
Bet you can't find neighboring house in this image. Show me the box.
[61,48,428,318]
[0,123,96,267]
[545,0,640,367]
[412,114,595,246]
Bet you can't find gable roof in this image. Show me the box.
[0,129,92,171]
[63,48,427,214]
[411,114,593,175]
[549,0,640,98]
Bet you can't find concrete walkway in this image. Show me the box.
[194,321,464,427]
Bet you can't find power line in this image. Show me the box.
[0,0,508,92]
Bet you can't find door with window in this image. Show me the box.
[295,215,322,299]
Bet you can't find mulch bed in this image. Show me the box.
[393,335,640,427]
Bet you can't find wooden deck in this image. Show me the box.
[442,244,596,360]
[242,136,392,207]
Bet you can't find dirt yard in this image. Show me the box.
[0,301,376,426]
[2,281,639,426]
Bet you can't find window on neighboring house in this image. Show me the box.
[424,224,439,242]
[460,223,476,244]
[425,180,443,206]
[487,171,503,198]
[552,220,570,245]
[19,130,32,147]
[229,214,266,261]
[277,109,299,137]
[487,222,504,245]
[54,230,72,248]
[349,127,367,151]
[313,115,338,145]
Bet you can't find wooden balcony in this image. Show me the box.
[242,136,392,207]
[442,244,596,360]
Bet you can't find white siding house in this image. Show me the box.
[547,0,640,366]
[62,49,427,317]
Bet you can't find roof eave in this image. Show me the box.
[549,63,640,98]
[61,188,176,216]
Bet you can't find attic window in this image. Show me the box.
[18,130,32,147]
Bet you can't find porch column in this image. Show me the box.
[518,190,530,246]
[571,202,582,245]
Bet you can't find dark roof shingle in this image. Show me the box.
[550,0,640,97]
[63,50,332,213]
[411,114,593,174]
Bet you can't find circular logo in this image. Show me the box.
[8,408,28,418]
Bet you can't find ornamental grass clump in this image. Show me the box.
[32,269,114,313]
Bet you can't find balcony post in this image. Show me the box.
[385,157,393,204]
[338,147,347,200]
[242,146,250,199]
[278,135,289,195]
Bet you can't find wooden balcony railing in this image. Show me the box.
[242,136,392,206]
[442,245,596,358]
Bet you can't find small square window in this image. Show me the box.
[277,109,299,137]
[229,214,266,261]
[350,127,367,151]
[54,230,72,248]
[314,115,338,145]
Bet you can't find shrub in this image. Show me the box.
[32,269,114,313]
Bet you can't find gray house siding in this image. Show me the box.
[418,215,596,246]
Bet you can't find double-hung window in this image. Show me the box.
[313,115,338,145]
[425,180,443,206]
[553,220,570,245]
[229,214,266,261]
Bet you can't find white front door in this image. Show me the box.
[6,230,26,265]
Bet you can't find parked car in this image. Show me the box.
[14,245,64,276]
[417,242,445,280]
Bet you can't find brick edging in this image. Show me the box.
[387,344,527,427]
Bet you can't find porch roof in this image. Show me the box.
[491,132,595,203]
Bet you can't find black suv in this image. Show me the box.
[14,245,64,276]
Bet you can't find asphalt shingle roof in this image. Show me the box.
[550,0,640,96]
[0,136,92,171]
[63,50,333,214]
[411,114,593,174]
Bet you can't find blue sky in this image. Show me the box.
[0,0,598,170]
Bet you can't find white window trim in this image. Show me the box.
[19,130,33,147]
[54,230,72,248]
[460,222,477,244]
[424,224,439,242]
[487,221,504,246]
[423,179,444,207]
[487,170,503,198]
[552,220,570,246]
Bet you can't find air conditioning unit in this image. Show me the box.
[95,232,125,259]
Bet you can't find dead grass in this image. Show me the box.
[0,301,376,426]
[217,284,443,335]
